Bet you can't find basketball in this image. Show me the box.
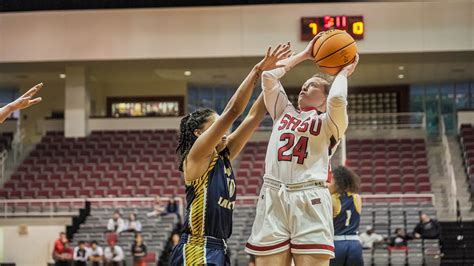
[312,29,358,75]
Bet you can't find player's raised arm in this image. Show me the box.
[226,94,267,160]
[0,83,43,123]
[184,44,291,182]
[325,54,359,140]
[262,34,324,120]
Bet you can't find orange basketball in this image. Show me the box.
[312,29,358,75]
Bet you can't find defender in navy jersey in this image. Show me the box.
[329,166,363,266]
[169,44,292,265]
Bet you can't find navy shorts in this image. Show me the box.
[170,234,230,266]
[330,240,363,266]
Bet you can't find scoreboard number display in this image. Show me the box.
[301,16,364,41]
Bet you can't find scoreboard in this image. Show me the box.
[301,16,364,41]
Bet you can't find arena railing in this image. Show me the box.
[0,198,86,218]
[257,112,426,131]
[440,115,458,216]
[348,112,426,130]
[237,193,435,206]
[0,197,184,219]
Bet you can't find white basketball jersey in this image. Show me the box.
[264,105,338,184]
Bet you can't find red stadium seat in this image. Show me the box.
[402,183,416,193]
[361,185,373,194]
[246,186,259,195]
[389,184,402,194]
[418,183,431,193]
[163,187,176,196]
[417,175,430,184]
[177,186,186,195]
[361,176,372,184]
[374,184,388,193]
[374,175,386,184]
[402,175,416,183]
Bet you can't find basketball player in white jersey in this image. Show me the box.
[245,33,359,266]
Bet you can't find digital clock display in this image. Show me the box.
[301,16,364,41]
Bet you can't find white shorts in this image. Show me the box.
[245,178,335,258]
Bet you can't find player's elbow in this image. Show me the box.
[225,105,244,120]
[261,71,279,90]
[327,95,347,107]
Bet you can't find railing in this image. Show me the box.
[87,196,184,220]
[0,197,184,219]
[0,150,7,182]
[1,198,86,218]
[12,128,26,164]
[440,116,458,216]
[349,112,426,130]
[257,112,426,131]
[237,193,435,206]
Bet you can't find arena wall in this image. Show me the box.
[0,218,71,266]
[458,110,474,128]
[0,1,472,62]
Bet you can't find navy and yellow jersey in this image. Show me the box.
[332,192,361,235]
[182,147,236,240]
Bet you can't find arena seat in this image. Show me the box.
[236,138,431,195]
[346,138,431,194]
[460,124,474,195]
[0,130,181,199]
[72,203,178,264]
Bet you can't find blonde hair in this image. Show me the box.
[311,73,333,95]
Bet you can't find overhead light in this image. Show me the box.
[184,71,192,76]
[398,74,404,79]
[59,73,66,79]
[398,66,405,71]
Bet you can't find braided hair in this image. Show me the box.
[176,108,215,172]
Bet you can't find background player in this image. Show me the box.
[170,44,291,265]
[245,32,359,266]
[329,166,363,266]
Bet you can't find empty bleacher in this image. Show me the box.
[347,138,431,194]
[0,130,184,199]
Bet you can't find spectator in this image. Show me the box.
[132,233,147,266]
[147,196,165,217]
[388,228,412,250]
[414,213,441,239]
[87,240,103,266]
[104,241,124,266]
[158,232,181,266]
[107,210,125,234]
[359,226,384,249]
[53,232,72,266]
[73,241,89,266]
[166,196,178,215]
[125,213,142,232]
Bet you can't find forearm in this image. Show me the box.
[326,74,348,140]
[248,94,268,123]
[224,65,261,117]
[0,104,14,124]
[227,94,266,160]
[261,52,307,93]
[279,52,308,73]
